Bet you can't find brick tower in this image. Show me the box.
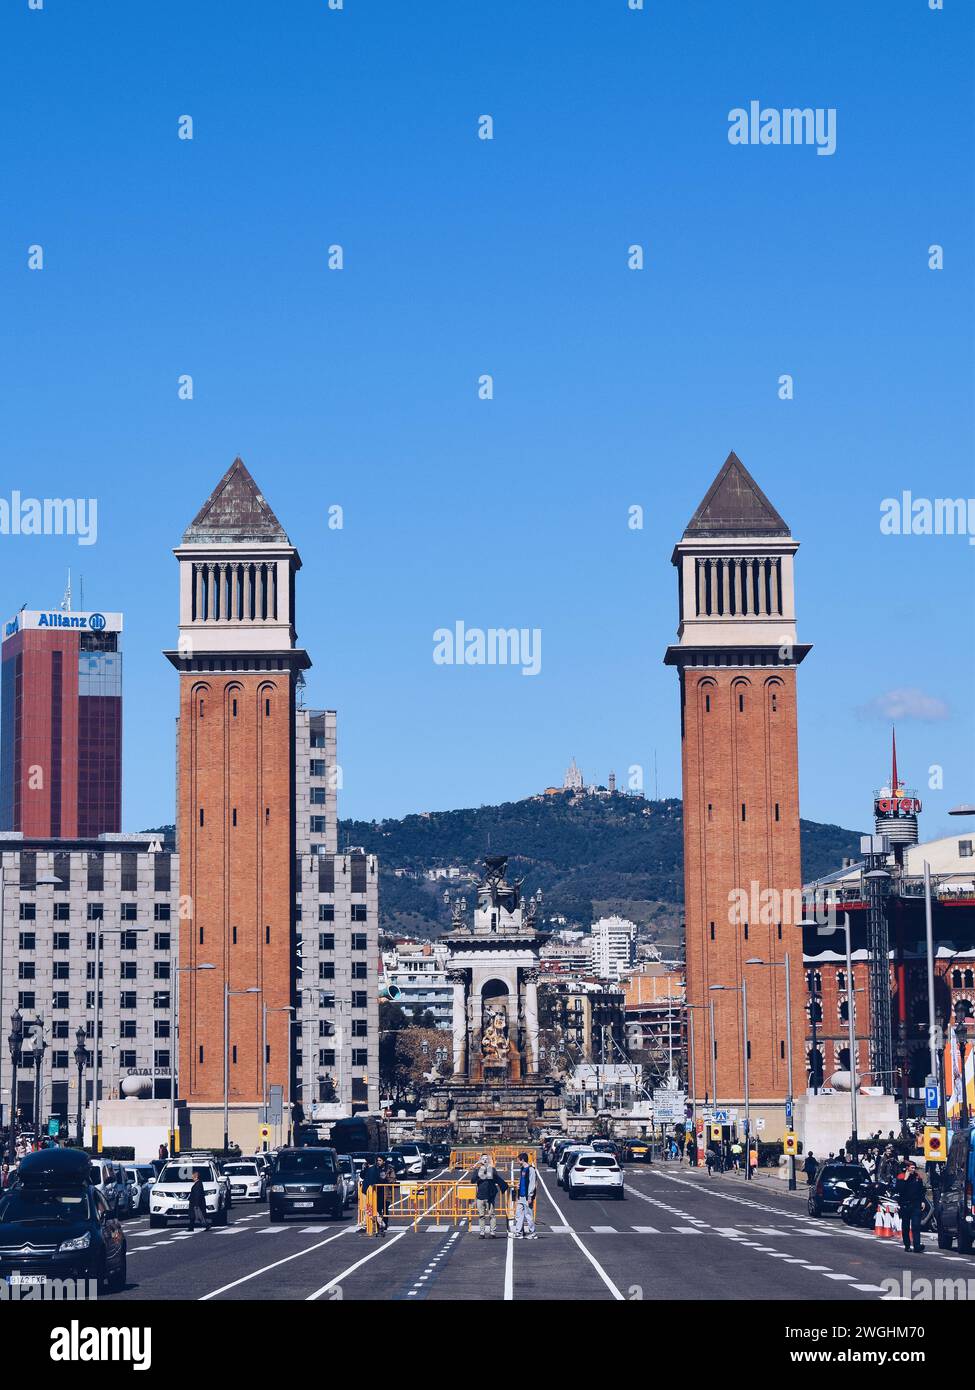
[665,453,810,1126]
[166,458,309,1148]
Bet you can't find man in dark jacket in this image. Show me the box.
[803,1152,818,1185]
[895,1160,926,1253]
[468,1155,508,1238]
[187,1170,211,1231]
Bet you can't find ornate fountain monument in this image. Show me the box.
[421,855,562,1140]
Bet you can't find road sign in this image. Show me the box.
[783,1131,798,1156]
[924,1084,940,1113]
[709,1123,722,1141]
[785,1098,793,1121]
[259,1124,271,1143]
[269,1085,284,1125]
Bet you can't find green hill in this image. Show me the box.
[339,792,863,945]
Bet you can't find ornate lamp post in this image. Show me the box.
[956,1000,973,1130]
[73,1026,88,1146]
[7,1010,23,1160]
[31,1023,47,1141]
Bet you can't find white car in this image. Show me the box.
[222,1160,266,1202]
[567,1152,625,1200]
[557,1144,595,1188]
[149,1159,230,1227]
[123,1163,157,1215]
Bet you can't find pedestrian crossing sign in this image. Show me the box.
[783,1131,798,1156]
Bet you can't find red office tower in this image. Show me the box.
[165,459,308,1148]
[665,454,810,1123]
[0,609,123,837]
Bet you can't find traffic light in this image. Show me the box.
[783,1131,798,1156]
[923,1125,947,1162]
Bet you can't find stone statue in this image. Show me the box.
[481,1009,510,1068]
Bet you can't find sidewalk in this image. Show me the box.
[670,1161,812,1204]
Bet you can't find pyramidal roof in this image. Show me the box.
[683,451,790,538]
[182,458,291,545]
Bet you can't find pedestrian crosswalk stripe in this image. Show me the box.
[259,1226,289,1233]
[803,1265,832,1271]
[299,1226,330,1233]
[823,1273,854,1281]
[632,1226,660,1234]
[591,1226,616,1233]
[671,1226,703,1234]
[852,1284,888,1292]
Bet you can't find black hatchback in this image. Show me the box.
[0,1149,126,1294]
[808,1161,869,1217]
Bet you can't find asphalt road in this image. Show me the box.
[104,1163,975,1302]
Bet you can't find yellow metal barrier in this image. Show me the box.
[449,1145,538,1169]
[357,1175,536,1236]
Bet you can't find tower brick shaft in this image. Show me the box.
[166,459,309,1121]
[665,453,810,1108]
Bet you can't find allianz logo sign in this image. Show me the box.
[4,612,108,637]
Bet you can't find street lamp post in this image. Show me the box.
[262,1003,295,1146]
[7,1010,23,1161]
[710,981,751,1179]
[0,868,60,1144]
[956,1003,972,1131]
[746,955,796,1190]
[224,984,261,1152]
[73,1027,87,1146]
[31,1023,47,1140]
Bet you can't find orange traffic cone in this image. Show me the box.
[874,1201,890,1238]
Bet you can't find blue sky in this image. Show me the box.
[1,0,972,841]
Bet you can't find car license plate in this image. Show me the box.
[232,1187,245,1195]
[293,1200,313,1208]
[8,1274,46,1286]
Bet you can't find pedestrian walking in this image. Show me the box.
[469,1154,508,1238]
[895,1159,926,1254]
[510,1153,538,1239]
[0,1161,11,1189]
[705,1146,719,1176]
[187,1170,211,1231]
[730,1142,743,1172]
[359,1154,383,1233]
[803,1151,817,1186]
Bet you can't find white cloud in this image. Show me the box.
[857,687,950,722]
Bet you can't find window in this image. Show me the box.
[774,803,780,822]
[154,961,171,980]
[120,852,138,893]
[18,992,35,1009]
[705,694,711,712]
[87,855,104,893]
[741,803,746,821]
[53,932,70,951]
[120,992,137,1010]
[351,904,368,922]
[154,932,171,952]
[154,903,171,922]
[319,933,334,951]
[352,1020,368,1038]
[232,808,237,827]
[743,922,749,941]
[310,759,326,776]
[53,961,70,980]
[352,963,368,980]
[153,853,172,892]
[319,904,335,922]
[54,902,70,921]
[319,1049,336,1066]
[351,934,367,952]
[119,1051,137,1069]
[153,991,170,1009]
[121,902,138,922]
[120,961,137,980]
[319,962,335,980]
[18,962,35,980]
[18,902,36,921]
[51,1051,69,1070]
[51,991,69,1011]
[310,787,327,805]
[352,991,367,1009]
[352,1049,368,1067]
[120,930,138,951]
[318,1021,334,1039]
[310,816,327,834]
[87,903,104,921]
[154,1019,171,1039]
[154,1050,171,1069]
[709,921,715,941]
[738,692,745,712]
[18,931,35,951]
[120,1020,137,1039]
[960,840,973,858]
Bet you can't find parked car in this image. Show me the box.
[568,1151,625,1200]
[149,1159,230,1227]
[428,1142,452,1166]
[936,1123,975,1253]
[222,1160,266,1203]
[269,1146,345,1222]
[807,1161,870,1217]
[548,1138,576,1170]
[87,1158,128,1217]
[0,1148,126,1293]
[337,1157,359,1207]
[123,1164,157,1215]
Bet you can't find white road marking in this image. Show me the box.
[199,1226,354,1300]
[535,1169,624,1301]
[304,1230,409,1300]
[504,1225,514,1301]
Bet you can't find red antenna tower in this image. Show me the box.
[891,726,899,792]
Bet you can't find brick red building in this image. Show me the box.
[165,459,309,1144]
[0,609,122,838]
[665,453,809,1121]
